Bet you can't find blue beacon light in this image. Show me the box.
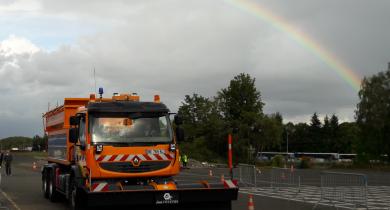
[98,87,104,98]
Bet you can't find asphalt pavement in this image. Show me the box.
[0,154,69,210]
[2,153,385,210]
[0,154,246,210]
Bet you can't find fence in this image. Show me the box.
[236,164,257,187]
[270,167,301,193]
[316,172,368,209]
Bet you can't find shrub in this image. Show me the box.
[179,138,219,162]
[271,155,285,167]
[299,156,312,169]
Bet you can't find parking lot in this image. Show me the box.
[188,164,390,209]
[1,154,390,210]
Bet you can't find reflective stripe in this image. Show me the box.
[114,154,124,161]
[102,155,112,162]
[108,155,117,161]
[93,182,108,192]
[119,154,128,161]
[159,154,168,160]
[224,180,236,188]
[148,154,158,160]
[95,154,174,162]
[126,155,135,161]
[138,154,147,161]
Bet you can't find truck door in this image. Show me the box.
[75,116,87,171]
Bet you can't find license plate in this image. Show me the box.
[155,192,179,205]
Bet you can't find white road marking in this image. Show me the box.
[239,185,390,209]
[0,189,22,210]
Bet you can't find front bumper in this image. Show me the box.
[85,188,238,207]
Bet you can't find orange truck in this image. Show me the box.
[42,89,238,210]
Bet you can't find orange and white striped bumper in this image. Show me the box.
[95,153,175,162]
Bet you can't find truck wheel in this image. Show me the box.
[217,202,232,210]
[48,170,60,202]
[42,170,49,198]
[201,202,232,210]
[70,180,85,210]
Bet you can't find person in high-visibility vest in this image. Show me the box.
[182,154,188,168]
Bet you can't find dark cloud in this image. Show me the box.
[0,0,389,138]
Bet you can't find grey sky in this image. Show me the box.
[0,0,389,138]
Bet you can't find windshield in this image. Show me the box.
[90,113,172,144]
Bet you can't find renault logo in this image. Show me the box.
[163,193,172,201]
[132,157,140,166]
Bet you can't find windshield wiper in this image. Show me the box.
[93,141,170,147]
[94,142,132,146]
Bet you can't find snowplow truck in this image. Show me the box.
[42,92,238,210]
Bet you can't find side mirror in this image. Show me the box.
[70,116,79,126]
[69,128,79,143]
[80,143,86,151]
[175,127,185,142]
[174,115,183,125]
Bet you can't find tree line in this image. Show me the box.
[179,64,390,163]
[0,135,47,151]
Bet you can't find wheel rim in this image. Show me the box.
[42,177,47,193]
[71,187,77,208]
[49,180,53,196]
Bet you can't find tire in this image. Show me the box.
[48,170,60,202]
[201,202,232,210]
[42,170,49,198]
[70,179,86,210]
[180,202,231,210]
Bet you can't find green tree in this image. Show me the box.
[338,122,359,153]
[309,112,322,152]
[178,94,225,160]
[0,136,33,150]
[329,114,340,152]
[178,94,215,141]
[356,66,390,161]
[288,123,310,152]
[282,122,295,152]
[177,73,285,163]
[257,114,283,152]
[217,73,265,163]
[322,115,331,151]
[218,73,264,125]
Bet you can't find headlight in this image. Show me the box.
[96,144,103,153]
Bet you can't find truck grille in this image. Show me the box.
[99,161,171,173]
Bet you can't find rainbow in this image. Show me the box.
[225,0,361,91]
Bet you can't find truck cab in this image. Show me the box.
[70,98,181,180]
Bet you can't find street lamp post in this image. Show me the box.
[286,130,289,154]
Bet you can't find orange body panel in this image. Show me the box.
[44,98,90,164]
